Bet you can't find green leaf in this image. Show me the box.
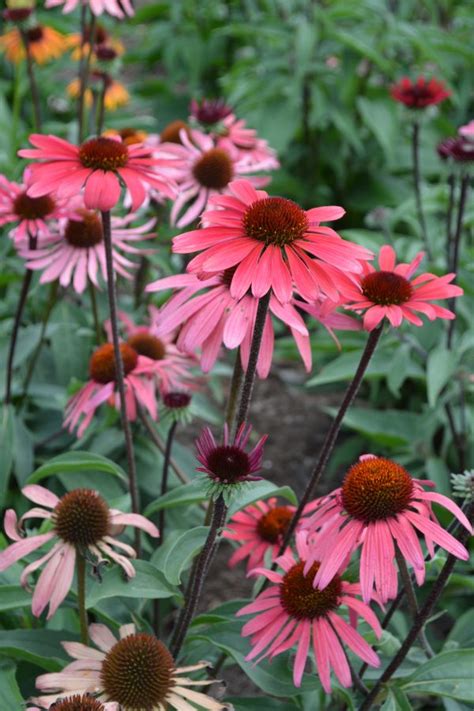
[27,451,127,484]
[227,699,298,711]
[0,662,24,707]
[161,526,209,585]
[0,405,14,509]
[401,650,474,702]
[426,346,456,407]
[0,630,68,670]
[144,480,207,516]
[322,407,423,447]
[12,413,34,487]
[357,97,399,161]
[86,560,180,608]
[445,611,474,650]
[381,688,413,711]
[0,585,33,611]
[307,348,423,388]
[227,481,297,515]
[426,457,450,496]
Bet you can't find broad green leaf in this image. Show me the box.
[27,451,127,484]
[0,662,24,707]
[12,413,34,487]
[0,630,69,670]
[401,650,474,702]
[227,699,298,711]
[426,346,456,407]
[86,560,180,608]
[0,405,14,508]
[227,481,297,515]
[426,457,450,496]
[445,611,474,650]
[162,526,209,585]
[0,585,33,611]
[144,480,207,516]
[357,97,399,161]
[322,407,423,447]
[307,348,423,388]
[381,688,413,711]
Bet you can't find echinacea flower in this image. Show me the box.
[146,271,312,377]
[64,342,159,436]
[19,206,156,293]
[304,454,472,604]
[0,171,70,245]
[190,98,233,126]
[67,23,124,61]
[216,115,279,169]
[343,245,463,330]
[224,497,319,572]
[0,485,158,619]
[18,134,179,212]
[45,0,134,19]
[196,424,267,488]
[160,120,192,145]
[0,25,68,64]
[173,179,373,303]
[28,694,106,710]
[390,76,451,108]
[437,136,474,163]
[237,532,381,690]
[166,130,271,227]
[32,623,226,710]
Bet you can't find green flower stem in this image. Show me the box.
[76,554,88,645]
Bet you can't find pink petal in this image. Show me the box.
[22,485,59,509]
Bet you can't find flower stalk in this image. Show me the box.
[76,554,88,645]
[225,348,243,428]
[77,12,96,142]
[19,28,41,131]
[158,420,178,545]
[447,172,469,348]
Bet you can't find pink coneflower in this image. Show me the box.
[45,0,134,19]
[0,485,158,619]
[216,115,279,169]
[64,342,158,437]
[224,497,319,572]
[0,171,70,246]
[18,134,178,212]
[236,532,381,690]
[437,136,474,163]
[28,695,106,710]
[196,424,267,487]
[303,455,472,604]
[390,76,451,108]
[167,130,271,227]
[19,207,155,293]
[32,623,226,710]
[343,245,463,330]
[146,271,312,376]
[459,120,474,140]
[173,179,373,304]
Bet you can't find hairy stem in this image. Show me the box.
[101,211,140,552]
[278,325,383,555]
[225,349,244,428]
[76,554,88,645]
[411,121,431,259]
[5,234,37,404]
[19,29,41,131]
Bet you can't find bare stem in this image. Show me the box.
[19,29,41,131]
[278,325,383,556]
[76,554,88,645]
[225,349,243,428]
[411,121,431,259]
[100,211,140,552]
[5,234,37,404]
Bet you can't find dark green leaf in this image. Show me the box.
[0,630,69,670]
[401,650,474,702]
[0,585,33,611]
[0,405,14,509]
[86,560,180,608]
[0,662,24,707]
[426,346,456,408]
[27,451,127,484]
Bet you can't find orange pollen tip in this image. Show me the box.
[280,561,342,620]
[257,506,294,543]
[13,191,55,220]
[89,343,138,384]
[52,488,110,546]
[79,137,129,171]
[160,120,190,144]
[127,332,166,360]
[100,633,175,708]
[64,209,103,248]
[341,457,414,522]
[361,271,413,306]
[244,197,309,247]
[192,147,233,189]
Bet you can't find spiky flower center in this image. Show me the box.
[257,506,293,543]
[26,26,44,43]
[127,332,166,360]
[160,120,190,144]
[244,197,309,247]
[192,148,233,189]
[79,137,129,171]
[341,457,414,522]
[13,191,55,220]
[101,633,175,709]
[89,343,138,384]
[206,445,250,483]
[192,99,232,125]
[164,392,191,409]
[53,489,110,546]
[280,561,342,620]
[49,694,105,710]
[361,271,413,306]
[64,210,103,248]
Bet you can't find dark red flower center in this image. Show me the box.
[257,506,294,543]
[164,392,191,409]
[160,120,190,145]
[64,210,103,248]
[13,191,55,220]
[79,137,129,171]
[361,271,413,306]
[191,98,233,125]
[115,127,147,146]
[3,8,32,22]
[89,343,138,384]
[95,44,117,61]
[83,22,108,44]
[53,489,110,546]
[26,25,44,43]
[341,457,414,522]
[100,633,174,709]
[206,445,250,483]
[192,148,233,189]
[50,695,105,711]
[244,197,309,247]
[280,561,342,620]
[127,332,166,360]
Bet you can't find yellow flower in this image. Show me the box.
[0,25,68,64]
